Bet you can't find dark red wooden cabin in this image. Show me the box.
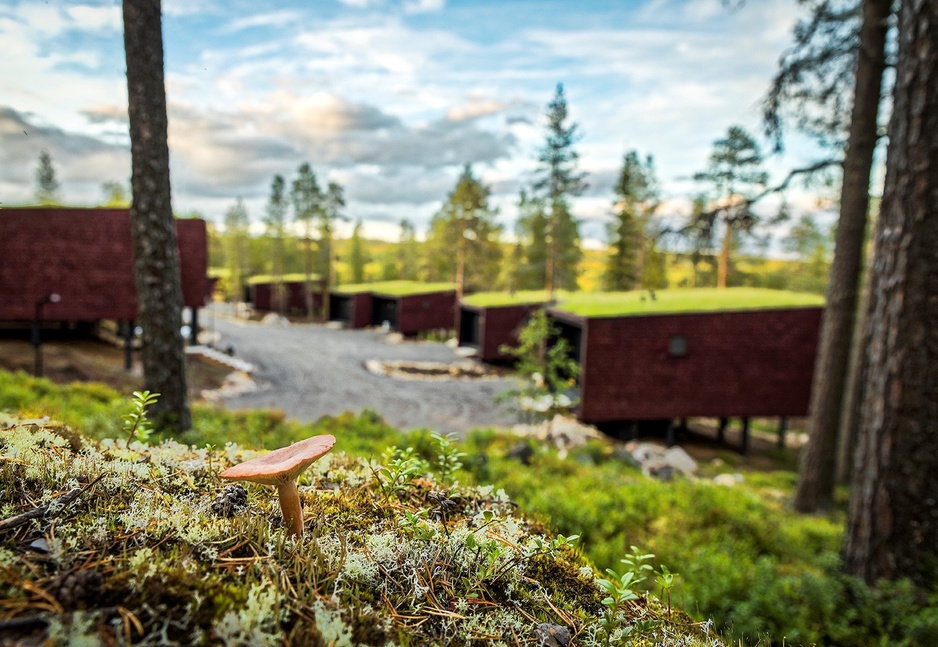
[0,207,207,323]
[251,280,323,315]
[547,306,823,429]
[458,302,544,362]
[329,291,373,329]
[372,289,456,335]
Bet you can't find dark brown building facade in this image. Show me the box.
[0,207,207,322]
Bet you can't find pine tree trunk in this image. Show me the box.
[122,0,191,432]
[843,0,938,584]
[717,223,731,288]
[793,0,889,512]
[546,203,556,298]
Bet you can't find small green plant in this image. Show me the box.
[595,546,661,645]
[656,564,677,617]
[496,310,579,422]
[123,390,159,447]
[431,432,465,486]
[374,446,428,501]
[398,508,437,541]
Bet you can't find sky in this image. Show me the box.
[0,0,835,246]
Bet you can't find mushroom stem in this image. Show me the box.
[277,480,304,538]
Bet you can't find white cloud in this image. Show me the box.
[223,10,304,34]
[67,5,121,32]
[403,0,445,14]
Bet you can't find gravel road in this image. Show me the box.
[211,315,518,435]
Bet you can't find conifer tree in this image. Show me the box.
[291,163,322,318]
[425,164,502,297]
[319,181,345,320]
[35,150,60,205]
[348,220,368,284]
[224,198,250,304]
[691,126,769,288]
[397,219,421,281]
[515,190,549,290]
[604,151,660,291]
[531,84,587,295]
[263,175,287,314]
[122,0,189,432]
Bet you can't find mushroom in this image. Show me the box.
[219,434,336,538]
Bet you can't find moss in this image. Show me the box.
[0,415,721,646]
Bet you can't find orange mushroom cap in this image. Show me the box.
[220,434,336,486]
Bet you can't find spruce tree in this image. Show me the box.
[531,83,587,295]
[425,164,502,297]
[291,163,322,318]
[604,151,659,291]
[348,220,368,284]
[35,150,60,205]
[263,175,287,313]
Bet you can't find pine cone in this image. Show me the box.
[211,484,248,517]
[47,569,103,611]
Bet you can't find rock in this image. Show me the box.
[713,473,744,486]
[535,623,571,647]
[629,441,667,465]
[506,442,535,466]
[260,313,290,326]
[212,484,249,517]
[647,462,677,481]
[662,446,698,475]
[612,445,642,468]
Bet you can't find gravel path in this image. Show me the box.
[211,315,518,435]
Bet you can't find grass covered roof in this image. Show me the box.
[333,280,457,296]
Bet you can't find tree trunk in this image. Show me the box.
[545,203,556,298]
[122,0,191,432]
[793,0,889,512]
[843,0,938,585]
[717,222,732,288]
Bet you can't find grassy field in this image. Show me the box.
[554,288,824,317]
[333,280,457,296]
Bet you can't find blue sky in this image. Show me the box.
[0,0,834,244]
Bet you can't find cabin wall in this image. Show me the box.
[252,281,323,314]
[0,208,206,321]
[396,291,456,335]
[477,304,543,362]
[572,308,823,422]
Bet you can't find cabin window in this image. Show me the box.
[668,335,687,357]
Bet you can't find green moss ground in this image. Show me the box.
[0,417,713,646]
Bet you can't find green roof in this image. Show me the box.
[247,273,322,285]
[461,290,572,308]
[333,280,457,296]
[553,288,825,317]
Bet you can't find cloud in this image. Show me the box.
[0,106,129,203]
[222,10,304,34]
[446,98,505,122]
[403,0,445,14]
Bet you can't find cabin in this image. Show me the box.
[457,291,555,362]
[0,207,207,331]
[249,274,324,316]
[546,289,824,452]
[329,281,457,334]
